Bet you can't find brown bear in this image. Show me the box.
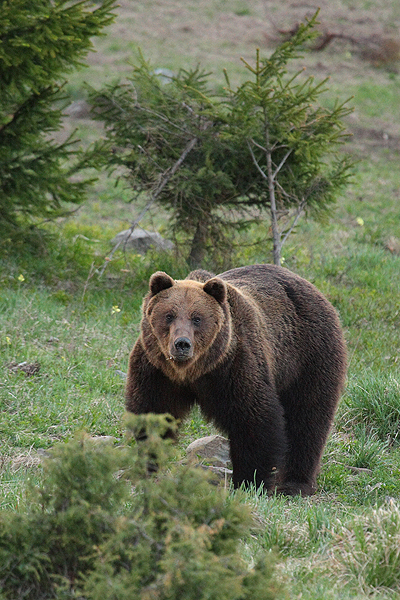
[125,264,347,496]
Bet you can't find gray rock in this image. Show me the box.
[200,465,233,486]
[111,228,174,254]
[114,369,127,379]
[64,100,92,119]
[186,434,232,469]
[89,435,117,445]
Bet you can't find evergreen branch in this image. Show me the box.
[275,180,298,203]
[129,519,163,550]
[248,138,292,186]
[98,136,199,277]
[239,56,258,74]
[251,138,268,153]
[99,90,192,136]
[263,124,281,265]
[134,103,191,135]
[0,85,60,134]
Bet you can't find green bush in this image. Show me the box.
[0,414,283,599]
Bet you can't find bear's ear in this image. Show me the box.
[149,271,175,297]
[203,277,227,304]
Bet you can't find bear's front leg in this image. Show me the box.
[125,340,194,427]
[228,405,287,492]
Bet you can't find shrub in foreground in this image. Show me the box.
[0,414,283,600]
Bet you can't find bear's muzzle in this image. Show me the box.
[171,336,193,361]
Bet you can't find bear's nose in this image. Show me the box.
[174,337,192,352]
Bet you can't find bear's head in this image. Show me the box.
[142,271,230,380]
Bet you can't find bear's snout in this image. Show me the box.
[175,337,191,351]
[172,336,193,361]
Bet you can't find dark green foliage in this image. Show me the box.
[0,433,127,598]
[0,415,283,600]
[0,0,116,236]
[89,11,353,267]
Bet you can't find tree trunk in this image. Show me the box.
[265,146,281,266]
[188,219,208,268]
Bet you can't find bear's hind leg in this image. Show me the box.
[277,378,343,496]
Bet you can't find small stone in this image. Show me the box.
[88,436,117,445]
[114,370,127,379]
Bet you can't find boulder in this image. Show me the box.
[186,434,232,468]
[64,100,92,119]
[111,228,174,254]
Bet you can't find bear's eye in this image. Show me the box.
[165,313,175,325]
[192,315,201,327]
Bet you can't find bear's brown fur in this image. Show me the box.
[126,264,347,496]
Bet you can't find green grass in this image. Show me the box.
[340,373,400,442]
[1,176,400,594]
[1,157,400,600]
[352,80,400,119]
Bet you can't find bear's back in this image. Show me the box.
[219,263,336,324]
[218,264,345,381]
[185,264,346,390]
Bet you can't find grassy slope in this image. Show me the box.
[1,0,400,597]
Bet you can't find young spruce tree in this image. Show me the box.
[223,11,354,265]
[90,11,353,268]
[0,0,116,238]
